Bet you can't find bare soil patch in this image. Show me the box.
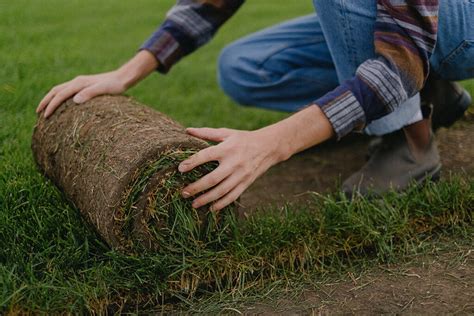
[245,246,473,315]
[241,113,474,210]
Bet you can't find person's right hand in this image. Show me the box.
[36,70,128,118]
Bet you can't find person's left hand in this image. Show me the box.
[179,127,287,211]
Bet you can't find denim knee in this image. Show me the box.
[217,44,256,106]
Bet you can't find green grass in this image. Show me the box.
[0,0,473,313]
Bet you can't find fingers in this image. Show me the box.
[36,82,68,113]
[37,76,92,118]
[178,147,218,173]
[182,163,231,198]
[36,90,56,113]
[73,84,103,104]
[210,182,247,211]
[186,127,232,142]
[190,173,239,209]
[43,83,85,118]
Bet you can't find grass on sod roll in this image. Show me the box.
[1,0,473,313]
[120,149,223,252]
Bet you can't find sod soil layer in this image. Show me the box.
[32,95,221,253]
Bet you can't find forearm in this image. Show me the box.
[179,105,334,211]
[116,50,159,89]
[258,105,335,162]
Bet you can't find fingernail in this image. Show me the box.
[192,201,200,208]
[73,95,84,104]
[182,191,191,198]
[178,163,188,173]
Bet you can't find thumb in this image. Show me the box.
[186,127,233,142]
[73,84,102,104]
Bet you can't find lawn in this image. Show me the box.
[0,0,473,313]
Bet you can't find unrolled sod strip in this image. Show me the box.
[32,95,223,252]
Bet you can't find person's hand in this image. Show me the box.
[36,50,159,118]
[36,71,129,118]
[178,127,288,211]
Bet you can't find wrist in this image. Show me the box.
[114,68,137,90]
[259,105,335,162]
[256,125,294,164]
[116,50,159,89]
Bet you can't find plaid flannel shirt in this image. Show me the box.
[140,0,439,138]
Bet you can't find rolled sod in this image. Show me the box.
[29,96,473,298]
[32,95,224,253]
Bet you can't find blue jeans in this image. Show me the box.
[218,0,474,136]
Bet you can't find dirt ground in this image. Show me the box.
[244,246,473,315]
[241,113,474,209]
[238,114,474,315]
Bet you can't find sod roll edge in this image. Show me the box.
[32,95,223,253]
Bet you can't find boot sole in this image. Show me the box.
[342,164,443,200]
[415,163,442,185]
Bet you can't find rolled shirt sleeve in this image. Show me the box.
[140,0,439,140]
[140,0,244,73]
[315,0,439,139]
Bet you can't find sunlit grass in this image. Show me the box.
[0,0,473,313]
